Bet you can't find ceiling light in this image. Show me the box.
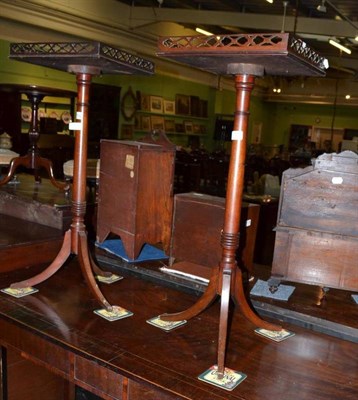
[345,94,351,99]
[355,35,358,42]
[317,1,326,13]
[266,0,273,3]
[195,27,214,36]
[329,39,351,55]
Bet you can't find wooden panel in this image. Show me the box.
[127,379,175,400]
[272,151,358,291]
[171,192,260,273]
[74,356,123,399]
[279,168,357,236]
[272,229,358,290]
[278,151,358,236]
[0,174,72,231]
[0,214,63,272]
[7,346,66,400]
[0,323,71,378]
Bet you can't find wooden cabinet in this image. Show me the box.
[270,151,358,291]
[170,192,260,275]
[96,139,175,260]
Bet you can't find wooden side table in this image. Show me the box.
[6,41,154,311]
[157,32,328,377]
[0,85,76,191]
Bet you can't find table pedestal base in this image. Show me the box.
[0,91,69,191]
[7,70,113,311]
[161,72,281,378]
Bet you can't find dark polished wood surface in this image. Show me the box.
[0,174,72,231]
[255,268,358,327]
[0,259,357,400]
[0,214,63,272]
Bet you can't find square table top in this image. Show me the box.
[10,41,155,76]
[157,33,328,77]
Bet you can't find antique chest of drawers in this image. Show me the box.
[96,139,175,260]
[270,151,358,291]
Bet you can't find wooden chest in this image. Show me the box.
[170,192,260,276]
[271,151,358,291]
[0,174,72,231]
[96,139,175,260]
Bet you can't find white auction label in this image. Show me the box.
[231,130,243,141]
[332,177,343,184]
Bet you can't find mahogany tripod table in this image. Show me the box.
[0,85,75,191]
[157,33,328,377]
[7,41,154,311]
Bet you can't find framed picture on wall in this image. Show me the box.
[184,120,193,134]
[175,94,190,115]
[163,99,175,115]
[193,124,201,134]
[140,94,150,111]
[175,123,185,133]
[141,115,151,131]
[151,115,165,131]
[150,95,163,113]
[121,124,134,140]
[164,119,175,132]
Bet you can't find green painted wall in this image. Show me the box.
[266,102,358,148]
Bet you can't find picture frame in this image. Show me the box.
[150,115,165,131]
[141,115,151,131]
[164,119,175,132]
[200,125,207,135]
[140,94,150,111]
[193,124,201,134]
[175,94,190,116]
[163,99,175,115]
[121,124,134,140]
[175,123,185,133]
[190,95,200,117]
[150,95,164,113]
[184,120,193,134]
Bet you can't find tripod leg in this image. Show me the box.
[89,251,113,278]
[11,230,72,289]
[77,231,112,311]
[36,156,70,191]
[0,155,30,186]
[160,265,220,322]
[216,271,231,378]
[233,268,281,331]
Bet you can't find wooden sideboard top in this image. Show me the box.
[0,258,357,400]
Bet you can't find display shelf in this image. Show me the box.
[134,110,208,137]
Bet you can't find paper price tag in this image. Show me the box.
[231,130,243,141]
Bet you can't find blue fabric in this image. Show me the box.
[95,239,168,262]
[250,279,295,301]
